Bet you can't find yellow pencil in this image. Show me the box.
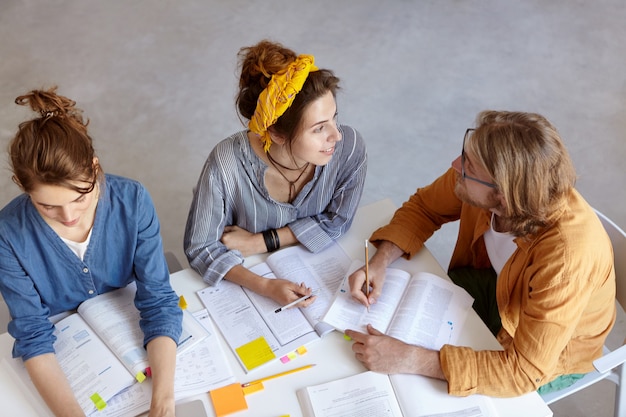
[241,364,316,387]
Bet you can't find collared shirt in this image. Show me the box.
[370,168,616,397]
[0,174,183,360]
[184,125,367,286]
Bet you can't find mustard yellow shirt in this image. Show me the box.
[370,168,616,397]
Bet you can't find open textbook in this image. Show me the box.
[322,262,474,349]
[91,309,235,417]
[297,371,498,417]
[5,282,209,416]
[197,241,351,372]
[4,309,235,417]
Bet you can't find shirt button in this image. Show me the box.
[88,290,94,295]
[83,267,89,273]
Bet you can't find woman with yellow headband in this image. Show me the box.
[184,40,367,306]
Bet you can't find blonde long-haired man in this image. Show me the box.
[347,111,615,398]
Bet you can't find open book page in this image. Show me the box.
[323,265,474,350]
[390,373,498,417]
[387,271,474,349]
[77,283,148,375]
[246,262,319,342]
[5,313,135,416]
[264,242,352,336]
[196,242,349,372]
[174,309,237,395]
[54,314,135,414]
[98,309,236,417]
[78,282,208,377]
[298,371,498,417]
[178,308,211,353]
[197,275,319,372]
[322,260,412,333]
[297,371,404,417]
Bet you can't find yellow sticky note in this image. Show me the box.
[90,392,107,411]
[135,371,146,383]
[343,334,352,341]
[178,295,188,309]
[287,351,297,360]
[296,346,307,355]
[236,336,276,371]
[210,383,248,416]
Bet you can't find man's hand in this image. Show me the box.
[348,262,386,308]
[345,325,417,373]
[345,324,445,380]
[349,240,404,307]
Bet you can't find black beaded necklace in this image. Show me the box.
[267,152,310,202]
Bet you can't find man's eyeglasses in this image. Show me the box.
[461,128,497,188]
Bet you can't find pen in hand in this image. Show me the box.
[274,289,319,313]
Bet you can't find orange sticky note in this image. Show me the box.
[210,383,248,416]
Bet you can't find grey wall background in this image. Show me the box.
[1,1,624,270]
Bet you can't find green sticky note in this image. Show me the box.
[236,336,276,371]
[90,392,107,410]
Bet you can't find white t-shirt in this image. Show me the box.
[484,213,517,276]
[60,228,93,261]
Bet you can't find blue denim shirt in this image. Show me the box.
[0,174,182,360]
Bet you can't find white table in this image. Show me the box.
[0,199,552,417]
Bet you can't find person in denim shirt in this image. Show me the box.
[0,87,182,417]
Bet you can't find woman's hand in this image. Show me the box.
[146,336,177,417]
[225,265,316,307]
[261,278,316,307]
[220,225,265,257]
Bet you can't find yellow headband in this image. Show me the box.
[248,54,318,152]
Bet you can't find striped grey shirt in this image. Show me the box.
[184,125,367,285]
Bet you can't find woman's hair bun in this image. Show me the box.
[15,86,86,125]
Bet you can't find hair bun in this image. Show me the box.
[15,86,83,122]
